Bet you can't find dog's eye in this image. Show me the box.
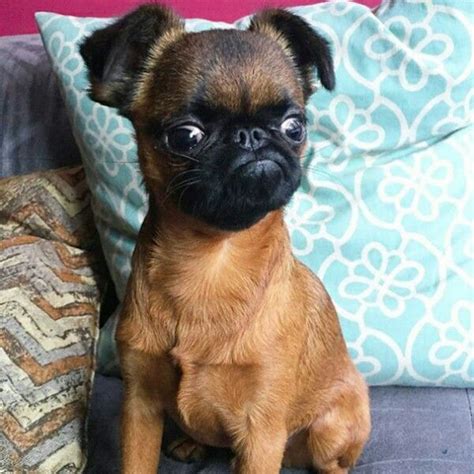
[281,117,305,143]
[166,125,205,153]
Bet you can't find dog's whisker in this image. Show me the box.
[176,179,201,209]
[164,177,201,204]
[167,176,201,195]
[301,164,320,172]
[169,150,200,163]
[166,169,201,194]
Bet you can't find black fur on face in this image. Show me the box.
[150,98,304,231]
[79,4,335,231]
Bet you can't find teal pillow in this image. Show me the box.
[37,0,474,387]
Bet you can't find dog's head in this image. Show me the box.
[80,4,334,231]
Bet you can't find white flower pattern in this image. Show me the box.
[430,301,474,383]
[340,243,425,318]
[378,149,454,220]
[310,96,385,171]
[37,0,474,386]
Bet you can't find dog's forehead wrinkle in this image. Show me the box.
[186,98,296,125]
[166,29,301,113]
[190,29,271,57]
[202,66,290,113]
[139,27,304,122]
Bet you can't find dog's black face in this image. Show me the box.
[142,29,310,230]
[156,98,303,230]
[80,5,335,231]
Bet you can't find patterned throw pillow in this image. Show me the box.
[0,167,105,472]
[36,0,473,387]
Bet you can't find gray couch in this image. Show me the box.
[1,34,472,474]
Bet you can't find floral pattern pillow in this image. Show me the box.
[36,0,473,386]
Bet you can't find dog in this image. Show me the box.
[80,4,371,473]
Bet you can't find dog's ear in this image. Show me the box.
[249,9,335,98]
[79,4,183,115]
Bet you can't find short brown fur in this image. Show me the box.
[118,201,370,473]
[81,5,371,473]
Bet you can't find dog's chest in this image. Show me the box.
[167,346,262,447]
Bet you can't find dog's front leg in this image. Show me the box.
[119,343,165,474]
[121,387,164,474]
[232,423,287,474]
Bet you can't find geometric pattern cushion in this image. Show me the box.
[0,166,105,472]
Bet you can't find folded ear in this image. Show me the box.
[79,4,183,115]
[249,9,335,99]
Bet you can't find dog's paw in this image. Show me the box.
[165,436,207,463]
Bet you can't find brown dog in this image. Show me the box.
[80,4,370,473]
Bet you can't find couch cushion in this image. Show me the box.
[86,374,474,473]
[0,166,105,472]
[36,0,474,386]
[0,35,81,178]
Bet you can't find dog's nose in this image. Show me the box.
[233,127,268,151]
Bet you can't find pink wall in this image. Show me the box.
[0,0,380,37]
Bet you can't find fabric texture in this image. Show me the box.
[36,0,474,387]
[0,35,81,178]
[0,166,105,472]
[86,374,474,473]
